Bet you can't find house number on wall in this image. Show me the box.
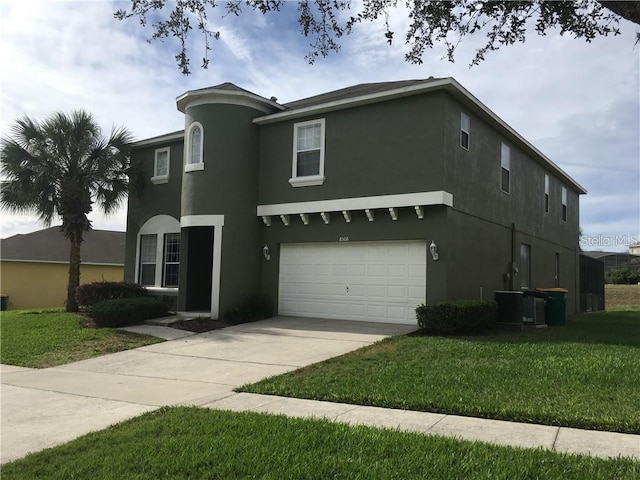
[339,236,349,242]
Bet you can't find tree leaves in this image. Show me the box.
[115,0,630,75]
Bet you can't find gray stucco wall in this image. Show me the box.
[180,103,264,314]
[257,92,448,205]
[125,85,582,318]
[124,139,184,282]
[259,205,449,317]
[440,95,581,313]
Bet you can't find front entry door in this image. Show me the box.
[185,226,214,311]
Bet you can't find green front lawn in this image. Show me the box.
[2,407,638,480]
[0,309,164,368]
[241,310,640,433]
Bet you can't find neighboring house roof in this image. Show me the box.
[0,227,125,265]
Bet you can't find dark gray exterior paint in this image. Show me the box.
[125,78,584,320]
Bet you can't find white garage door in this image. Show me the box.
[279,241,426,324]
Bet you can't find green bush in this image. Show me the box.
[608,267,640,285]
[415,300,498,334]
[76,281,147,307]
[224,294,271,325]
[91,297,169,328]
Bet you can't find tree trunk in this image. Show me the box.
[66,237,81,312]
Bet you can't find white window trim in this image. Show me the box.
[544,174,550,214]
[460,112,470,150]
[135,215,181,289]
[185,121,204,172]
[561,186,568,222]
[162,233,181,287]
[290,118,326,187]
[151,147,170,184]
[500,142,511,194]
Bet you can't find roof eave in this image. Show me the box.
[253,77,586,195]
[131,130,185,148]
[176,87,286,114]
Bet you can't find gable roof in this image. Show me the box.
[0,227,125,265]
[256,77,586,195]
[133,77,586,194]
[283,78,439,110]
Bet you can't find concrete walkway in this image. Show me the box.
[2,317,639,464]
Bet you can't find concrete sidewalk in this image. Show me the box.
[204,392,640,460]
[2,317,639,463]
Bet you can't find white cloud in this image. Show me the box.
[1,1,638,250]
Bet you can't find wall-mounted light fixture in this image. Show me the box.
[263,244,271,261]
[429,240,439,261]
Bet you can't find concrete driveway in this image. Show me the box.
[1,316,414,463]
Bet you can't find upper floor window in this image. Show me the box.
[185,122,204,172]
[151,147,170,184]
[460,113,470,150]
[544,174,550,213]
[500,143,511,194]
[561,186,568,222]
[289,118,326,187]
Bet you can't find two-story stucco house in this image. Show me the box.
[124,77,585,325]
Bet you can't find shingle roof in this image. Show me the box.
[282,78,440,110]
[0,227,125,265]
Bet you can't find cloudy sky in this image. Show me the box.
[1,0,638,252]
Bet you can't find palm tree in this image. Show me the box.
[1,110,134,312]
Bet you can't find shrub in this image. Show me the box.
[608,267,640,285]
[415,300,498,335]
[224,294,271,325]
[91,297,168,328]
[76,281,147,307]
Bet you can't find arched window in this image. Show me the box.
[185,122,204,172]
[136,215,181,289]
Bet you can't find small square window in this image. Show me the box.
[152,147,170,184]
[460,113,470,150]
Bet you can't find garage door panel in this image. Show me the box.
[279,241,426,325]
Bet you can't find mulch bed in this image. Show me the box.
[169,318,227,333]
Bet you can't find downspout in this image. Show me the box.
[510,222,517,291]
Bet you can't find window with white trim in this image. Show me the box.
[163,233,181,287]
[500,143,511,194]
[139,235,158,286]
[185,122,204,172]
[544,174,550,213]
[290,118,325,187]
[561,186,568,222]
[460,112,470,150]
[152,147,170,184]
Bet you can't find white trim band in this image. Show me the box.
[181,215,225,227]
[257,191,453,217]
